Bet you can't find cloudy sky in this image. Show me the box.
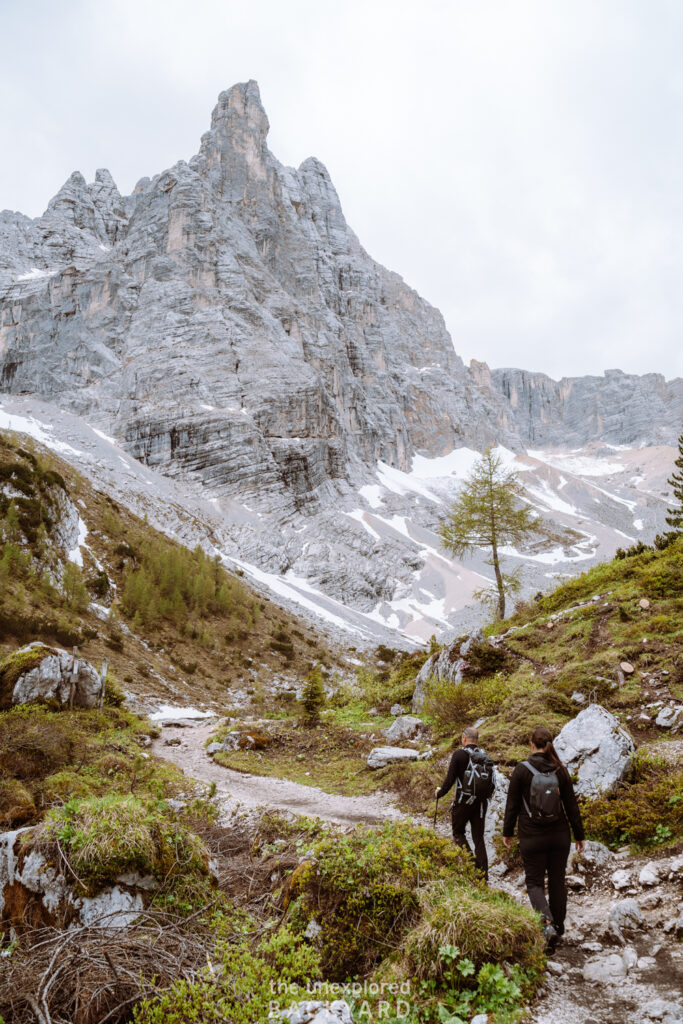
[2,0,682,380]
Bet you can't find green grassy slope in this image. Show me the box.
[0,430,342,710]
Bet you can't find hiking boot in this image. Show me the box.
[543,923,559,951]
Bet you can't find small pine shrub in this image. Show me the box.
[62,561,89,612]
[300,665,325,725]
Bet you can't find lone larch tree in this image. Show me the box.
[440,447,543,619]
[664,426,683,536]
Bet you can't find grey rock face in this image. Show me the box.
[1,81,680,638]
[553,703,635,798]
[491,367,683,447]
[0,81,506,514]
[0,826,144,930]
[412,629,483,711]
[10,643,103,708]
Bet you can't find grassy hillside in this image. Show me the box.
[0,430,342,709]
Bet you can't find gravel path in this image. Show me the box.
[152,722,405,827]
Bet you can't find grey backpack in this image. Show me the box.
[522,761,562,823]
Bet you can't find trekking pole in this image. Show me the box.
[433,794,439,829]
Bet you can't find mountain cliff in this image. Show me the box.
[0,81,514,516]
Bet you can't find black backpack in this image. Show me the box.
[522,761,562,823]
[456,747,496,804]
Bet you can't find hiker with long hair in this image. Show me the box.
[502,725,585,948]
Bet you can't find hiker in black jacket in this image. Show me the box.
[435,725,494,881]
[503,725,585,949]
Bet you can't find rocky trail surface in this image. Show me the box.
[152,722,404,827]
[153,715,683,1024]
[519,856,683,1024]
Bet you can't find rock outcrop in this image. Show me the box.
[0,643,103,710]
[0,81,509,519]
[0,827,144,933]
[1,81,681,636]
[554,704,635,797]
[412,629,484,712]
[384,715,427,745]
[491,367,683,448]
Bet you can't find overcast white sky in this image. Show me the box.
[1,0,682,380]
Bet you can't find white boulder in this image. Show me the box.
[639,861,663,886]
[554,704,634,798]
[583,947,637,983]
[384,715,427,745]
[608,898,643,943]
[655,705,683,731]
[367,746,420,769]
[611,868,632,891]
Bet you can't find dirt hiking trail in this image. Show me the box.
[152,722,405,827]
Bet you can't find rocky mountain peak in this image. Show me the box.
[211,79,270,138]
[196,79,274,206]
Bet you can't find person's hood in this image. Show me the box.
[527,753,558,772]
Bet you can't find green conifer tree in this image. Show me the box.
[300,665,326,726]
[440,447,544,619]
[665,427,683,534]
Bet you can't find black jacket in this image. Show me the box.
[503,753,584,840]
[436,745,484,801]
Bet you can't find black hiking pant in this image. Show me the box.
[519,827,571,933]
[451,800,488,881]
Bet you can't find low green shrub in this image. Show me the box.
[133,938,273,1024]
[423,673,511,732]
[402,880,544,978]
[134,916,321,1024]
[286,822,477,979]
[43,793,210,893]
[582,753,683,849]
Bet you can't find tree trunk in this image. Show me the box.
[491,541,505,618]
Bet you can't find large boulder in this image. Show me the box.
[384,715,427,745]
[0,643,103,710]
[554,704,634,798]
[367,746,420,769]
